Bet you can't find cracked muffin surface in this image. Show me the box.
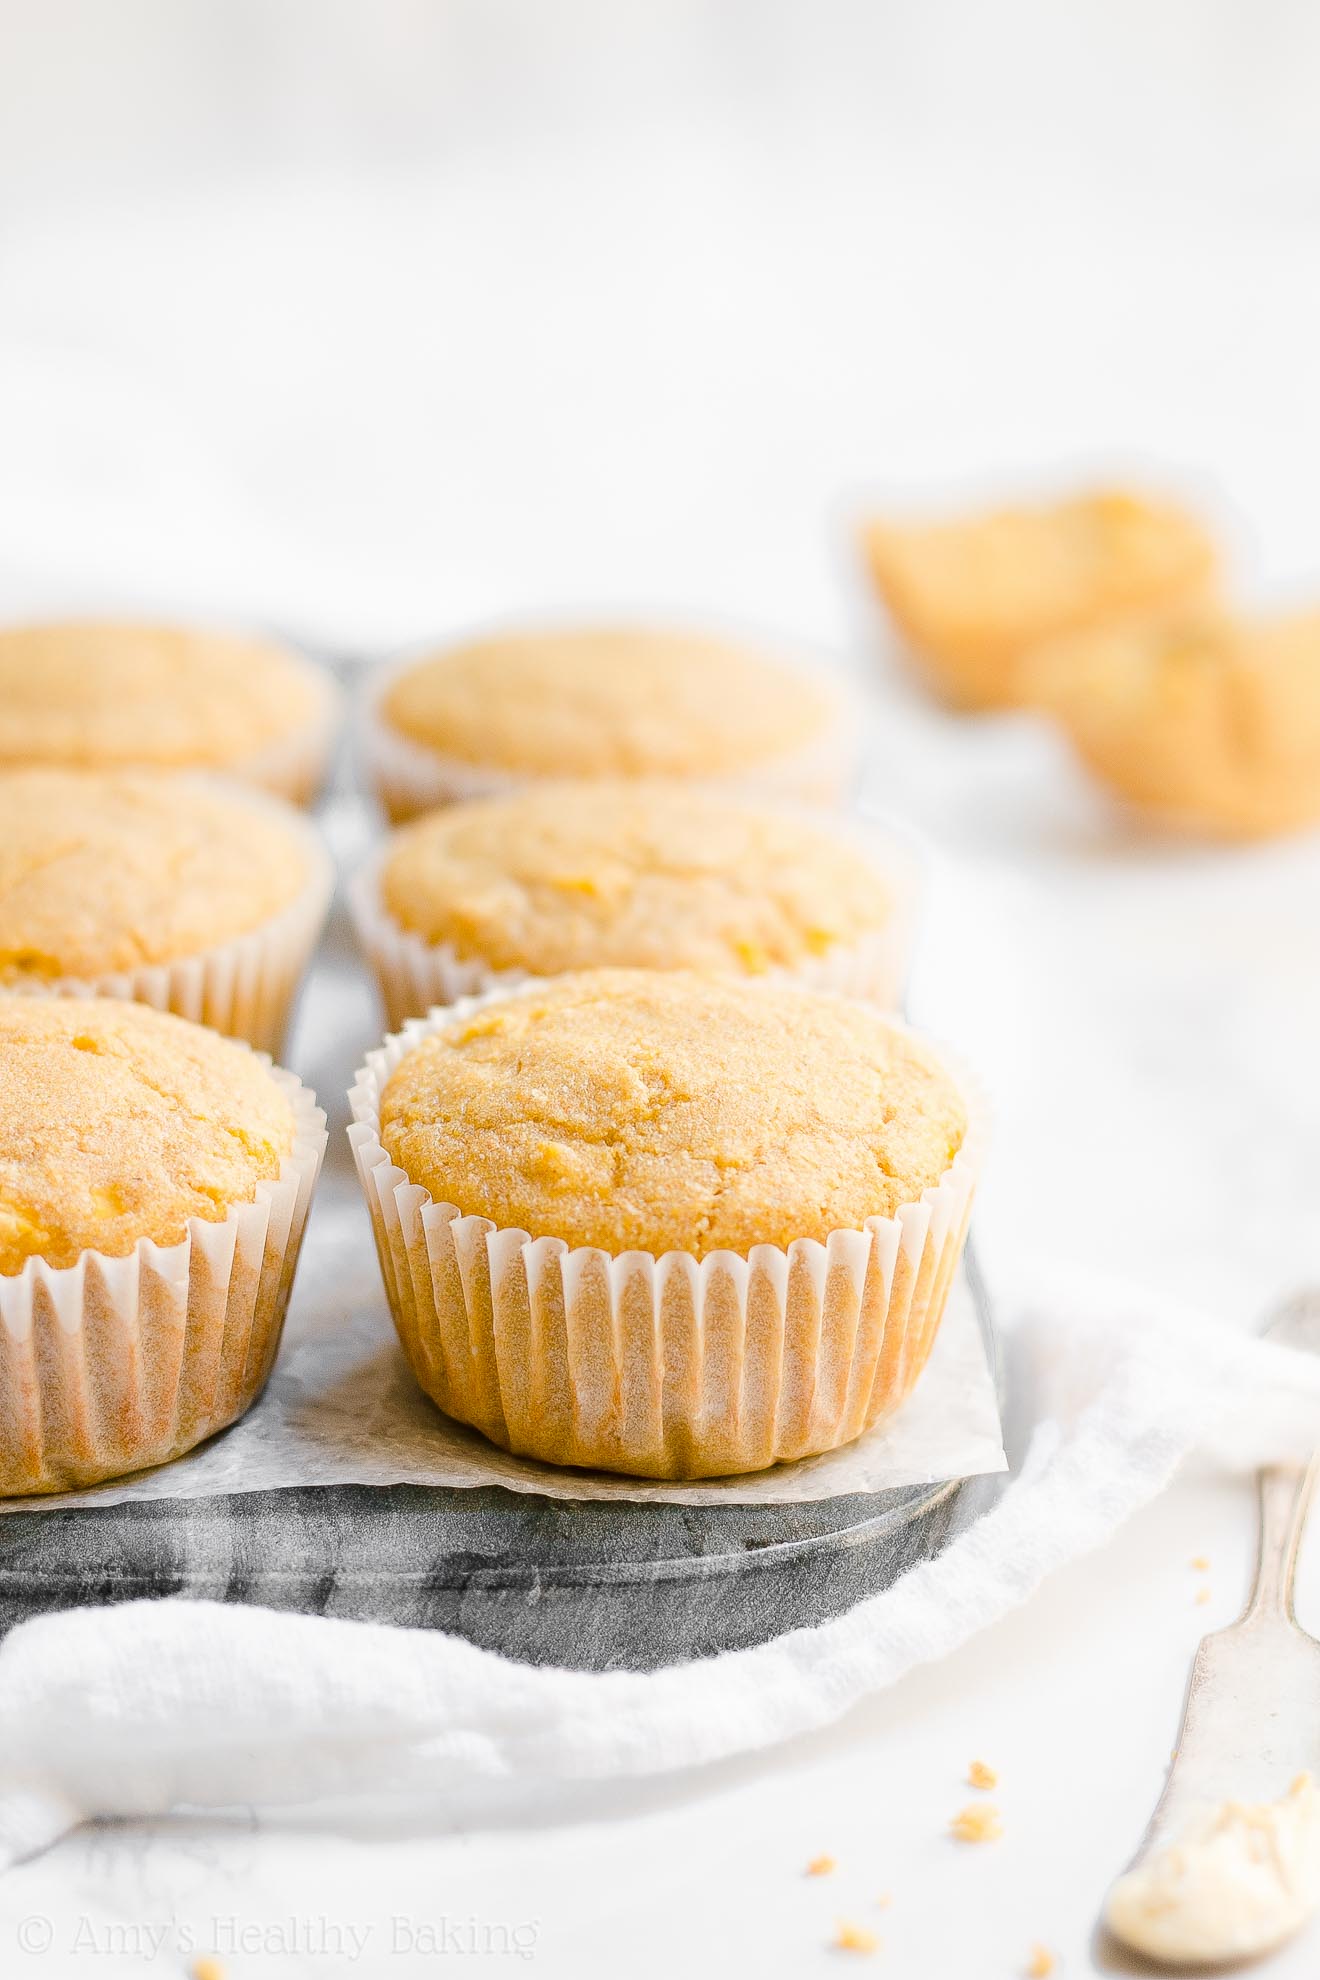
[0,769,310,982]
[380,623,838,780]
[0,997,294,1273]
[379,779,893,977]
[379,969,966,1258]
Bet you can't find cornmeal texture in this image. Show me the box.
[379,970,966,1258]
[0,997,294,1273]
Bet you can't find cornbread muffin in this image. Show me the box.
[351,971,981,1477]
[0,996,326,1494]
[1030,605,1320,838]
[367,623,853,820]
[0,767,309,976]
[861,488,1218,711]
[358,780,913,1023]
[0,620,339,804]
[0,998,293,1274]
[0,769,332,1049]
[380,971,963,1256]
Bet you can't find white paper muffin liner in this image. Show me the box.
[8,785,336,1055]
[348,984,984,1481]
[358,631,865,823]
[0,1062,326,1497]
[228,648,342,807]
[347,812,921,1029]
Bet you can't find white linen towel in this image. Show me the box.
[1,1273,1317,1872]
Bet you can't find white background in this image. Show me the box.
[1,2,1320,1973]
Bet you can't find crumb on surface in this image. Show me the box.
[1190,1554,1210,1571]
[1195,1587,1211,1605]
[875,1892,892,1909]
[190,1959,227,1980]
[1026,1944,1055,1977]
[806,1853,837,1877]
[950,1803,1004,1843]
[968,1758,998,1790]
[834,1920,879,1954]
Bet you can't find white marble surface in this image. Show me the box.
[1,3,1320,1971]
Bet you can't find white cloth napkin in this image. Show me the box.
[1,1272,1317,1873]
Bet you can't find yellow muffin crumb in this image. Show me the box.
[1190,1554,1210,1571]
[0,997,294,1274]
[833,1920,879,1955]
[0,620,326,775]
[875,1893,892,1910]
[381,623,839,782]
[950,1803,1004,1843]
[806,1854,837,1877]
[379,971,967,1259]
[190,1958,227,1980]
[1195,1587,1212,1606]
[862,488,1217,710]
[379,780,894,979]
[0,769,310,981]
[1025,1944,1055,1977]
[1031,605,1320,838]
[967,1759,998,1790]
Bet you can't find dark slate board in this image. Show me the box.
[0,1252,1001,1671]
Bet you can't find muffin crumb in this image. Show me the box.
[967,1758,998,1790]
[1190,1554,1210,1571]
[833,1920,879,1954]
[190,1958,227,1980]
[806,1854,837,1878]
[951,1804,1003,1843]
[875,1892,892,1910]
[1025,1944,1055,1977]
[1195,1588,1211,1606]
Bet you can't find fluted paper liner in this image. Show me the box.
[0,1066,326,1496]
[348,987,983,1480]
[16,786,335,1055]
[348,816,920,1028]
[359,635,864,823]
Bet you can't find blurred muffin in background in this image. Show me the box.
[0,620,340,804]
[351,778,917,1024]
[363,621,858,820]
[1029,604,1320,840]
[0,768,332,1050]
[860,488,1219,711]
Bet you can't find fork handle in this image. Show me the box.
[1244,1458,1319,1623]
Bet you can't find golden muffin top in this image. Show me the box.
[379,780,894,977]
[379,970,966,1258]
[862,489,1218,704]
[0,770,313,982]
[1030,604,1320,836]
[379,624,840,780]
[0,621,327,772]
[0,997,295,1274]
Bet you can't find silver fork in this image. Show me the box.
[1103,1290,1320,1966]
